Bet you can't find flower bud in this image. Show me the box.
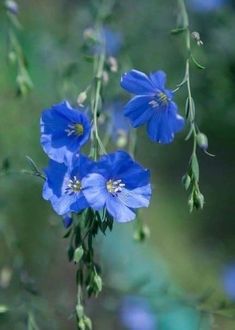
[8,51,17,64]
[77,91,87,106]
[116,130,128,148]
[133,224,150,242]
[191,31,203,46]
[5,0,18,15]
[73,246,84,263]
[76,304,84,319]
[107,56,118,72]
[93,273,102,294]
[194,191,204,210]
[182,174,191,190]
[102,71,109,85]
[83,316,92,330]
[83,27,95,40]
[196,132,208,150]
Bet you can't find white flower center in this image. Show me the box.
[66,176,81,194]
[106,179,125,196]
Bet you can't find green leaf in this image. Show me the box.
[171,27,186,35]
[191,54,206,70]
[27,312,39,330]
[191,154,199,182]
[67,245,74,262]
[63,227,72,238]
[74,246,84,263]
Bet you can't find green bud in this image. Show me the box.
[76,304,84,319]
[197,133,208,150]
[77,91,87,106]
[93,273,102,294]
[182,174,191,190]
[0,305,9,314]
[188,194,194,213]
[194,191,205,210]
[78,319,86,330]
[8,51,16,64]
[116,130,128,148]
[74,246,84,263]
[84,316,92,330]
[133,224,150,242]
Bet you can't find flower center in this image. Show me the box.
[149,92,168,108]
[65,123,84,137]
[106,179,125,196]
[66,176,81,194]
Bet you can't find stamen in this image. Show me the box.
[106,179,125,196]
[149,92,168,108]
[65,176,81,194]
[65,123,84,137]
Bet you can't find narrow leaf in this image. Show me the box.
[191,54,206,70]
[191,154,199,182]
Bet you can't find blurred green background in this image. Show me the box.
[0,0,235,329]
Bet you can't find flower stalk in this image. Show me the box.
[177,0,206,211]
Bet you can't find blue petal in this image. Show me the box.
[149,70,167,89]
[82,173,108,210]
[120,70,155,95]
[63,214,73,228]
[106,194,136,222]
[118,184,151,208]
[97,151,150,189]
[168,102,185,133]
[147,102,184,143]
[49,193,77,215]
[124,96,154,128]
[70,194,89,213]
[43,160,68,197]
[71,154,95,179]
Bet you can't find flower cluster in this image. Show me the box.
[40,101,151,224]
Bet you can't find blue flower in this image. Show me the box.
[120,69,185,144]
[120,296,157,330]
[105,102,130,147]
[82,151,151,223]
[40,101,91,163]
[222,263,235,301]
[91,27,122,56]
[42,154,94,216]
[102,27,122,56]
[188,0,227,12]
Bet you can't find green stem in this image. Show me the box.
[90,27,106,160]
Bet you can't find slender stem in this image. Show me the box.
[90,27,106,160]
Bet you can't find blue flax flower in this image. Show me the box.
[40,101,91,163]
[121,69,185,143]
[222,263,235,301]
[82,151,151,223]
[189,0,227,13]
[43,154,94,216]
[120,296,157,330]
[105,102,130,147]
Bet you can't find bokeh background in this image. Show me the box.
[0,0,235,329]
